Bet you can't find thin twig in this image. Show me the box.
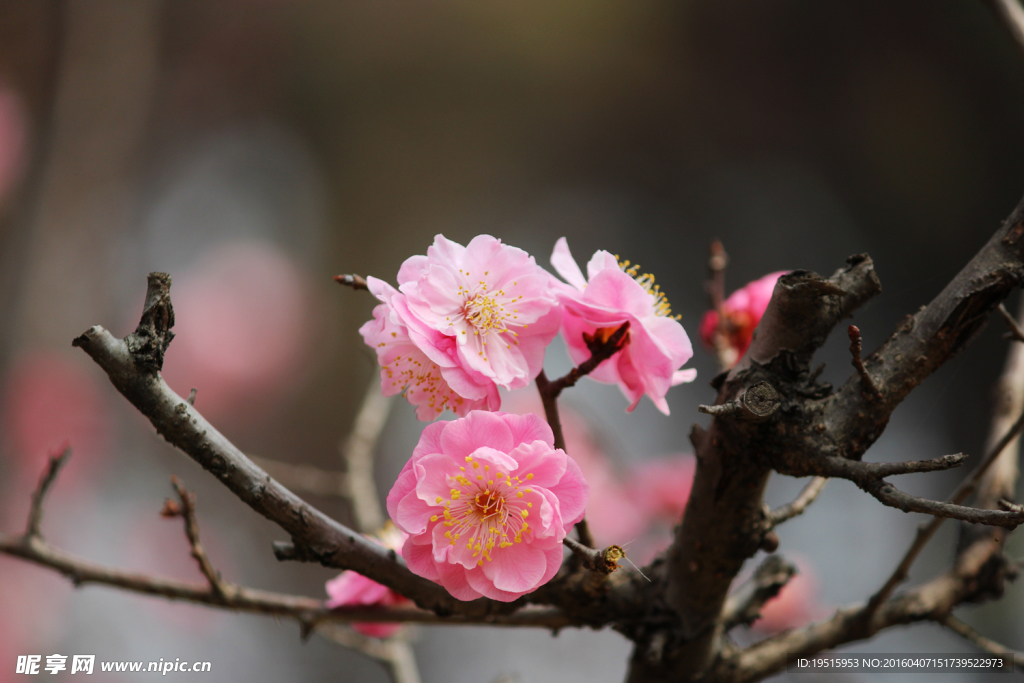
[767,477,827,527]
[341,378,392,534]
[26,445,72,539]
[867,375,1024,611]
[848,325,881,400]
[721,554,797,630]
[0,530,578,628]
[167,476,230,600]
[706,239,736,372]
[941,615,1023,670]
[334,274,369,291]
[535,321,629,550]
[562,537,622,575]
[997,303,1024,343]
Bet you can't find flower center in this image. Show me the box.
[616,256,680,320]
[429,455,536,566]
[463,293,507,334]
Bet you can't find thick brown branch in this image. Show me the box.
[71,274,488,617]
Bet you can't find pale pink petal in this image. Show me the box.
[413,454,462,503]
[435,560,484,601]
[395,491,437,535]
[586,250,621,281]
[508,441,567,488]
[550,237,588,291]
[499,412,554,449]
[545,457,588,527]
[481,541,548,593]
[404,539,441,581]
[672,368,698,385]
[440,411,514,460]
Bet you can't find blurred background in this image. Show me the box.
[2,1,1024,681]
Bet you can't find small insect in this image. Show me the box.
[606,541,651,582]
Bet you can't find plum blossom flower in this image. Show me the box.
[699,271,785,367]
[324,525,411,638]
[361,235,560,419]
[549,237,696,415]
[386,411,588,602]
[361,278,499,420]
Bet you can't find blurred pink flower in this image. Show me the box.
[395,234,561,391]
[627,456,695,524]
[0,84,27,206]
[325,526,411,638]
[1,351,111,483]
[699,271,785,365]
[361,277,499,420]
[161,242,310,421]
[550,238,696,415]
[754,556,821,633]
[386,411,588,602]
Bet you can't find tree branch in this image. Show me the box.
[766,477,827,527]
[70,273,492,617]
[720,554,797,630]
[341,378,392,534]
[334,273,369,291]
[941,614,1024,670]
[26,445,72,538]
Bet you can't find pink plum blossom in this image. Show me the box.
[325,525,411,638]
[699,271,785,367]
[386,411,588,602]
[361,277,500,420]
[549,237,696,415]
[396,235,561,390]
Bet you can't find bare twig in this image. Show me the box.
[867,400,1024,611]
[562,537,623,575]
[997,302,1024,343]
[767,477,827,527]
[712,535,1008,682]
[341,378,392,534]
[706,239,736,371]
[0,530,578,628]
[334,274,369,291]
[721,555,797,630]
[26,445,72,538]
[941,614,1024,669]
[847,325,881,400]
[535,321,629,550]
[167,476,230,599]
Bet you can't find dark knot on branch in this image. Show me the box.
[699,381,780,422]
